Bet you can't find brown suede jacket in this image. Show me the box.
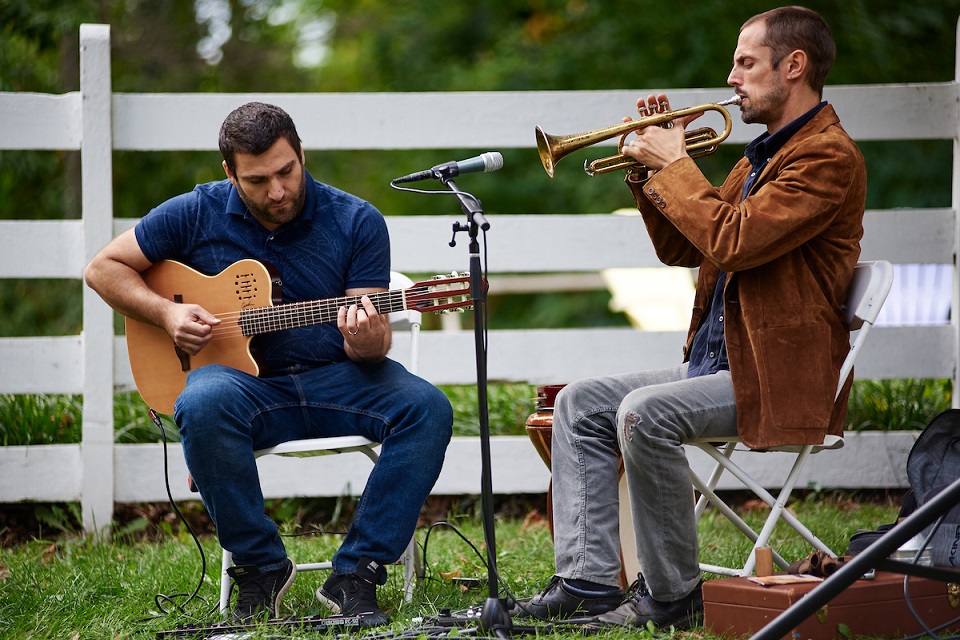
[628,104,866,448]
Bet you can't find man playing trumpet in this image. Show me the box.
[521,6,865,630]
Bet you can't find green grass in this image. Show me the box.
[0,495,902,639]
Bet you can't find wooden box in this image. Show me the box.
[703,571,960,639]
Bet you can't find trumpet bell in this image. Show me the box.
[535,126,560,178]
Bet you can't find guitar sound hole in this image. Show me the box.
[235,275,259,301]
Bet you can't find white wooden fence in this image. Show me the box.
[1,24,958,535]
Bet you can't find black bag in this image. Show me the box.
[846,490,916,555]
[847,409,960,567]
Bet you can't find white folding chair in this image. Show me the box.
[219,271,423,612]
[689,260,894,577]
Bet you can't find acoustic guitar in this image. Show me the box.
[125,259,473,413]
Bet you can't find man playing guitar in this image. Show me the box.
[85,102,453,624]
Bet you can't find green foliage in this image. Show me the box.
[440,383,538,438]
[0,0,97,92]
[0,279,83,337]
[488,290,632,330]
[847,378,952,431]
[0,391,174,446]
[0,377,950,447]
[308,0,959,91]
[113,392,179,444]
[31,502,82,535]
[0,393,82,445]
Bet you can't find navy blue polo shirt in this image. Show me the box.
[134,169,390,373]
[687,102,827,378]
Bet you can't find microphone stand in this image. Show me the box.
[442,176,512,638]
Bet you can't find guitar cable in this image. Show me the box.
[136,408,217,624]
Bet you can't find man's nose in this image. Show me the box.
[268,179,284,200]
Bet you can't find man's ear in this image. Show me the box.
[222,160,236,184]
[783,49,808,81]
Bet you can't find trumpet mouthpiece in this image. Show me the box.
[720,95,742,107]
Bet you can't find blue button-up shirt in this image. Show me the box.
[134,170,390,373]
[687,102,827,379]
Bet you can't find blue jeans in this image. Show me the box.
[550,365,736,601]
[174,359,452,580]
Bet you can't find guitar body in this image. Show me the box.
[126,259,473,415]
[126,259,278,414]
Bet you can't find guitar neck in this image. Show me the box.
[239,289,407,336]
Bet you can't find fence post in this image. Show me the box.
[80,24,115,536]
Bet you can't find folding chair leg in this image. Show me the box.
[694,442,736,522]
[220,548,234,614]
[692,443,835,577]
[401,536,420,602]
[693,472,790,576]
[692,471,762,544]
[749,447,835,563]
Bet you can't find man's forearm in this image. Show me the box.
[84,257,170,328]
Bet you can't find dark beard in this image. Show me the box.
[739,83,787,126]
[236,168,307,226]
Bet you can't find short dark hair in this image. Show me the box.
[218,102,302,174]
[743,6,836,96]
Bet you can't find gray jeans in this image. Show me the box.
[550,364,737,601]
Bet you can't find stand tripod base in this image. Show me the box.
[479,597,514,636]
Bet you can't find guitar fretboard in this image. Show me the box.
[238,289,409,336]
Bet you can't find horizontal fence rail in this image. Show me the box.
[0,24,957,534]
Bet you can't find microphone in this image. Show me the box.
[392,152,503,184]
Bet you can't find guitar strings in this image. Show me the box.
[198,284,469,341]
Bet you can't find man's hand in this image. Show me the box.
[163,303,220,355]
[338,294,391,362]
[621,93,704,171]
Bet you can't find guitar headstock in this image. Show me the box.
[407,272,477,313]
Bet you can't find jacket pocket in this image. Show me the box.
[755,323,835,430]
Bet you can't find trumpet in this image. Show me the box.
[535,96,741,177]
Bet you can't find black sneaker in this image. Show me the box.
[316,558,389,626]
[514,575,623,619]
[227,558,296,621]
[596,575,703,630]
